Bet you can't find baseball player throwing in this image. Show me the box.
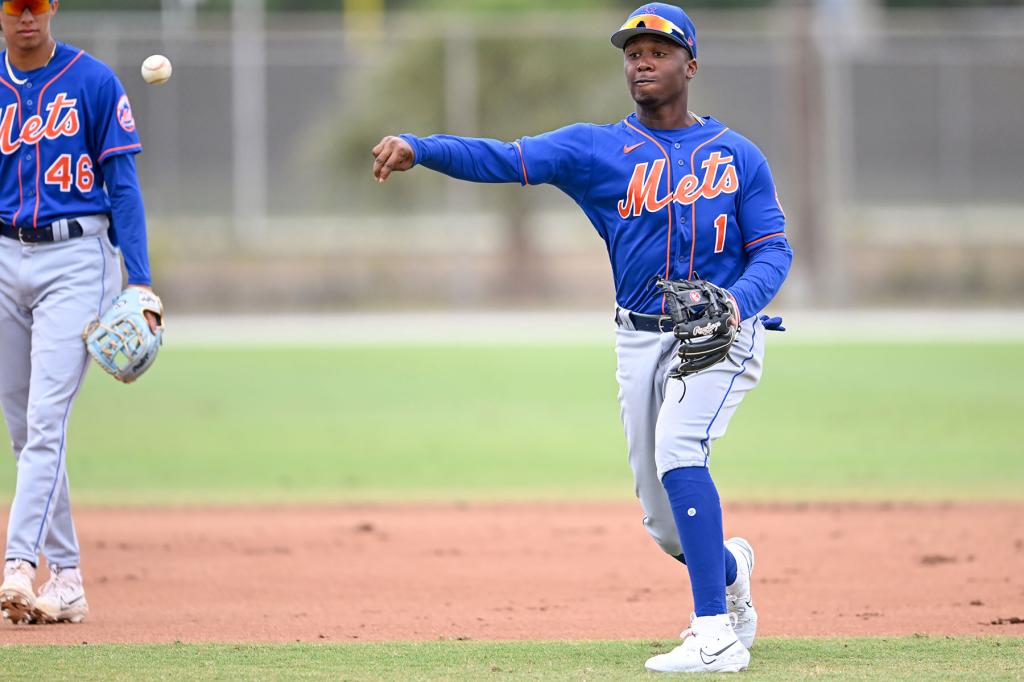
[0,0,159,625]
[373,2,792,673]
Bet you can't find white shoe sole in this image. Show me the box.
[645,647,750,673]
[33,603,88,624]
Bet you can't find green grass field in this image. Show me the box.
[1,342,1021,679]
[1,342,1021,504]
[0,638,1021,681]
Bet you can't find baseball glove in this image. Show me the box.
[83,288,164,384]
[657,278,738,379]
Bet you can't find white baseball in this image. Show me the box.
[141,55,172,85]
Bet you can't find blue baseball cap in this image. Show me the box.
[611,3,698,60]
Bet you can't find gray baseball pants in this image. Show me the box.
[614,313,765,557]
[0,216,121,568]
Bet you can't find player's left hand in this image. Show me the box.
[127,285,160,334]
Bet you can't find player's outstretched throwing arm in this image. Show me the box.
[373,133,531,185]
[373,126,592,197]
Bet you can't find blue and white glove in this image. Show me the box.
[83,288,164,384]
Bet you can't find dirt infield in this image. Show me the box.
[2,502,1022,644]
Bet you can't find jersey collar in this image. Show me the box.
[625,112,718,143]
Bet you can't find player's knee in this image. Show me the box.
[653,432,707,476]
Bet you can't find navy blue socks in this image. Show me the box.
[725,544,738,587]
[662,466,734,617]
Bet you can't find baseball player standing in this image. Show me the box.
[374,3,793,672]
[0,0,159,625]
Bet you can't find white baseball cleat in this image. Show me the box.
[1,559,37,624]
[645,613,750,673]
[33,565,89,624]
[725,536,758,649]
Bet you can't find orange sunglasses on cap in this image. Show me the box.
[618,14,685,37]
[617,14,689,47]
[2,0,53,16]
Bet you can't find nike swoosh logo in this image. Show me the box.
[699,639,738,665]
[62,595,84,607]
[623,141,646,154]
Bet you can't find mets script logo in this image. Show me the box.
[617,151,739,218]
[117,94,135,133]
[0,92,80,155]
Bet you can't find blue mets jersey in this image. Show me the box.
[402,113,793,318]
[0,42,141,229]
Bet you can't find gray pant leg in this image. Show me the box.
[0,246,33,561]
[42,472,80,569]
[6,236,119,563]
[616,327,684,557]
[3,327,88,569]
[615,317,765,558]
[43,236,121,568]
[654,319,765,477]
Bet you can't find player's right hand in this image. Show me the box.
[372,136,415,183]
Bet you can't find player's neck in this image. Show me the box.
[635,101,697,130]
[7,38,57,72]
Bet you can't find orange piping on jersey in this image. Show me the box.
[744,231,785,249]
[98,143,142,163]
[513,141,529,185]
[0,75,25,227]
[688,127,729,279]
[624,119,673,314]
[33,50,84,228]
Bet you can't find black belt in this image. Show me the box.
[619,310,676,333]
[0,219,83,243]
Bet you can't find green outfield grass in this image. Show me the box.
[0,637,1021,681]
[0,343,1021,504]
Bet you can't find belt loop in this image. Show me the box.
[54,218,69,242]
[616,308,637,331]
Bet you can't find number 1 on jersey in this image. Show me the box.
[713,214,727,253]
